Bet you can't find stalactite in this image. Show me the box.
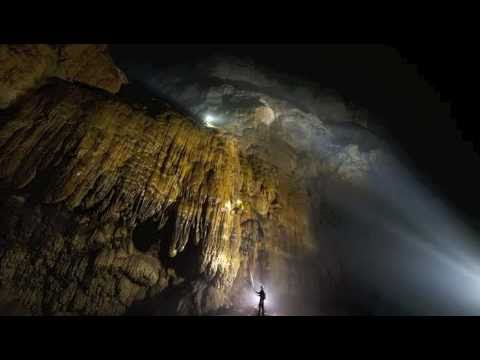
[0,78,309,314]
[0,45,315,315]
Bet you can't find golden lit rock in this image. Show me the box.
[0,45,313,315]
[0,44,127,109]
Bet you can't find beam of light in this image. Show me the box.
[245,271,279,314]
[326,157,480,315]
[136,61,476,315]
[243,283,277,315]
[249,270,262,290]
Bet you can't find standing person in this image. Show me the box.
[256,285,266,316]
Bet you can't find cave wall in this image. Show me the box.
[0,44,127,109]
[0,45,311,315]
[141,55,396,314]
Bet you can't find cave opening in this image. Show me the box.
[127,209,202,316]
[132,204,180,257]
[132,207,201,281]
[132,218,159,253]
[166,228,201,281]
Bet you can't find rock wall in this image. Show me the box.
[0,45,391,315]
[0,44,127,109]
[0,45,310,314]
[140,55,395,314]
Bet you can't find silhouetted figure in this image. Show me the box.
[256,286,266,316]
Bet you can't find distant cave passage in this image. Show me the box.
[132,218,160,253]
[131,211,201,281]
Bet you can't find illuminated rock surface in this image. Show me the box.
[0,46,315,315]
[0,44,127,109]
[0,45,390,315]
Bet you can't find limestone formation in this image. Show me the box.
[0,45,388,315]
[0,44,127,109]
[0,73,309,314]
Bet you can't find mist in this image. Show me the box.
[322,155,480,315]
[109,46,480,315]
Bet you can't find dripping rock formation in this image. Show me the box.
[119,54,395,314]
[0,45,317,315]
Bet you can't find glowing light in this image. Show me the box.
[249,290,260,307]
[243,285,279,316]
[204,114,217,128]
[329,158,480,315]
[222,200,232,212]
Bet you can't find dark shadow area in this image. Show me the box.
[132,218,159,253]
[0,288,29,316]
[133,207,202,280]
[117,80,200,123]
[166,233,201,281]
[127,207,203,315]
[125,283,188,316]
[132,206,177,258]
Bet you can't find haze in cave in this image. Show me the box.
[0,44,478,316]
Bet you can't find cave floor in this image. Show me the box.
[214,305,281,316]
